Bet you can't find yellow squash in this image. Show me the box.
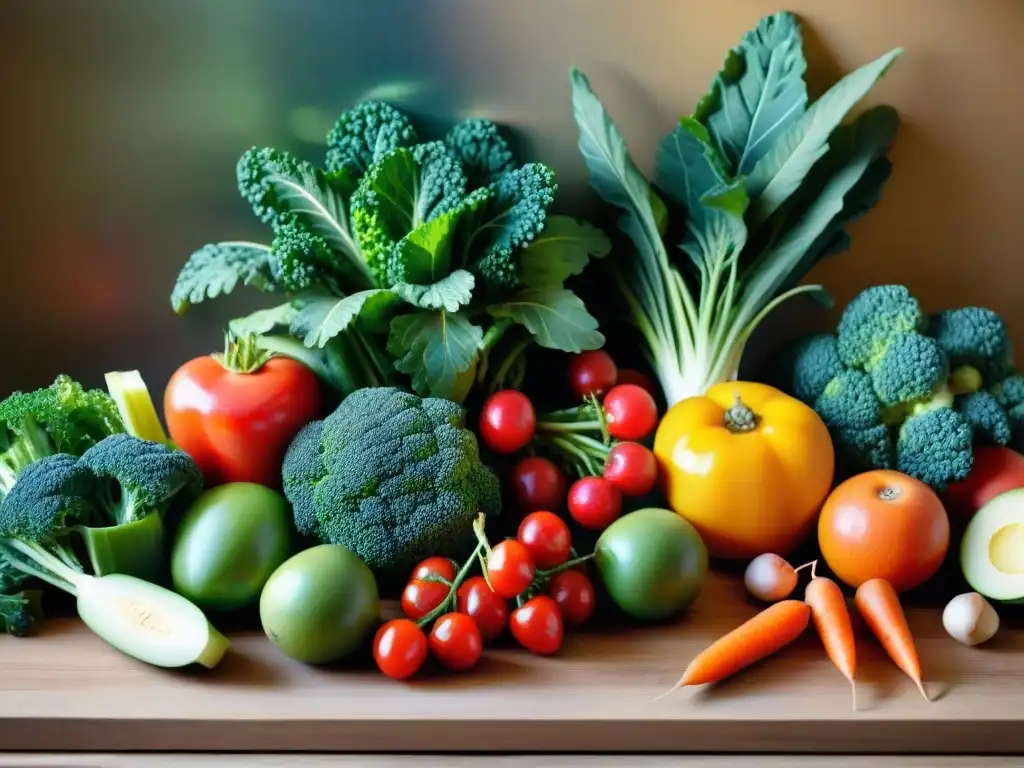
[653,382,834,560]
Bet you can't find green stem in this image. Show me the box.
[490,338,531,391]
[2,540,81,595]
[545,435,602,477]
[212,332,272,374]
[481,319,512,352]
[354,329,394,387]
[723,392,758,433]
[416,541,484,629]
[537,420,605,433]
[537,552,595,579]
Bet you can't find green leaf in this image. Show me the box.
[238,149,363,265]
[170,242,276,314]
[737,105,899,327]
[519,215,611,289]
[681,180,750,278]
[392,270,476,313]
[291,289,401,348]
[700,11,808,175]
[387,311,483,399]
[488,288,604,353]
[746,48,902,223]
[654,118,730,214]
[228,303,298,338]
[391,207,460,285]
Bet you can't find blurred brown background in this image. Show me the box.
[1,0,1022,395]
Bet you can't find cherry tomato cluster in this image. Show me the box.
[480,351,661,532]
[373,513,596,680]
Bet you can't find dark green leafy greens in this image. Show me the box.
[172,101,610,402]
[568,11,901,407]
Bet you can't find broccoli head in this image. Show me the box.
[268,215,336,292]
[325,101,419,176]
[78,434,204,525]
[282,386,501,586]
[445,118,516,190]
[0,454,100,543]
[0,553,41,637]
[769,284,1021,490]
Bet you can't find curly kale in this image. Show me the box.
[771,284,1021,490]
[446,118,516,190]
[326,100,418,176]
[281,387,501,586]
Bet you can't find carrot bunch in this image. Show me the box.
[658,558,929,708]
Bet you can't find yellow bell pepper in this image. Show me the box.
[653,381,834,560]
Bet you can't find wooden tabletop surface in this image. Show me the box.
[1,572,1021,755]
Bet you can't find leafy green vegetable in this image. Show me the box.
[567,10,900,406]
[172,101,609,401]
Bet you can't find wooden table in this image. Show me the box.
[0,572,1021,760]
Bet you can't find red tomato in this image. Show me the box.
[457,576,509,641]
[401,580,450,621]
[568,476,622,530]
[164,351,322,488]
[616,369,659,400]
[943,446,1024,523]
[602,384,658,441]
[517,511,571,570]
[510,456,568,512]
[568,350,618,400]
[510,595,563,655]
[548,570,596,626]
[486,540,536,598]
[429,612,483,671]
[374,619,428,680]
[479,390,536,454]
[410,557,457,583]
[603,441,658,496]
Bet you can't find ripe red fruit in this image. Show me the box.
[568,476,622,531]
[568,350,618,400]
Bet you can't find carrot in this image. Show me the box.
[854,577,929,702]
[656,599,811,699]
[805,571,858,710]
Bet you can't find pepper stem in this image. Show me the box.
[212,332,273,374]
[723,391,758,433]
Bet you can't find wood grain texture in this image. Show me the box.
[0,573,1021,754]
[0,756,1018,767]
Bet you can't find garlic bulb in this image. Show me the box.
[942,592,1000,646]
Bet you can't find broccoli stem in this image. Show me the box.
[0,539,82,596]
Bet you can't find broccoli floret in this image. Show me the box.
[78,434,203,526]
[0,555,40,637]
[832,424,894,473]
[814,370,880,429]
[776,333,844,404]
[896,407,974,490]
[835,285,923,369]
[991,374,1024,409]
[445,118,516,190]
[470,163,558,288]
[929,307,1013,384]
[282,386,501,586]
[0,376,124,497]
[325,101,418,176]
[268,216,335,292]
[869,332,948,406]
[955,391,1012,446]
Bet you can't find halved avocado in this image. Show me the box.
[961,488,1024,604]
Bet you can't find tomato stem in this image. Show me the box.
[213,332,273,374]
[416,540,485,629]
[537,552,595,579]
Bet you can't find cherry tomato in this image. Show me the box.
[401,579,450,621]
[548,570,596,626]
[510,456,568,512]
[429,612,483,671]
[457,576,509,641]
[510,595,563,655]
[479,390,536,454]
[568,350,618,400]
[410,556,457,583]
[164,343,323,488]
[374,619,428,680]
[616,369,659,400]
[568,476,623,530]
[517,511,572,570]
[603,384,658,441]
[603,442,658,497]
[486,539,536,598]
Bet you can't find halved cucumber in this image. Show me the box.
[76,573,229,668]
